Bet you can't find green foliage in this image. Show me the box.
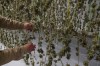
[0,0,100,66]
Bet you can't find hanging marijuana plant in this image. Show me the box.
[0,0,100,66]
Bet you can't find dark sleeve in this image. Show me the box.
[0,15,24,30]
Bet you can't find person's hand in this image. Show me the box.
[24,42,36,53]
[23,22,33,31]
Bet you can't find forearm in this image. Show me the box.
[0,46,27,65]
[0,16,24,30]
